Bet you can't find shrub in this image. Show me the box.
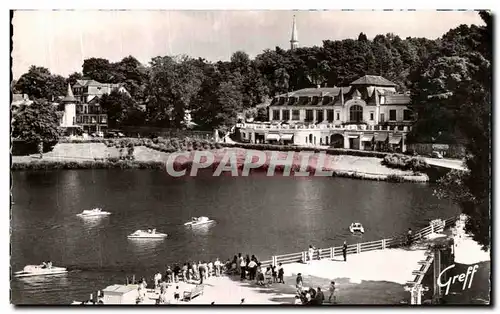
[381,154,429,172]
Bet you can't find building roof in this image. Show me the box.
[277,86,351,98]
[62,83,77,103]
[102,284,138,294]
[350,75,397,87]
[384,94,411,105]
[74,79,103,87]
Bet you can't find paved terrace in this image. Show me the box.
[125,247,426,305]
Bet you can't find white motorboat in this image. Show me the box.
[14,263,67,278]
[184,216,215,227]
[77,208,111,217]
[349,222,365,234]
[127,229,167,239]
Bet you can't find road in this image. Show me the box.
[423,157,467,171]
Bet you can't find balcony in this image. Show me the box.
[237,122,410,132]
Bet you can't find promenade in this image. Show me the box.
[118,246,427,305]
[192,247,426,304]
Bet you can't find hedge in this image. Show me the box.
[381,154,430,172]
[219,142,391,158]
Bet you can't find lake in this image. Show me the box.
[10,169,459,304]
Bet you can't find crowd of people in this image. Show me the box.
[127,248,340,305]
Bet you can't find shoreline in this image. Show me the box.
[11,143,429,182]
[11,158,428,183]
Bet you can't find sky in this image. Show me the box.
[11,10,484,79]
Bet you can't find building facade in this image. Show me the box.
[237,75,414,152]
[59,80,129,135]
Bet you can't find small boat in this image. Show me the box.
[127,229,167,239]
[14,262,67,278]
[349,222,365,234]
[184,216,215,227]
[77,208,111,217]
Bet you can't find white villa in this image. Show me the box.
[237,75,414,152]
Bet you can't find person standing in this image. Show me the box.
[296,273,303,293]
[154,271,162,289]
[248,258,257,281]
[328,281,336,304]
[214,258,221,277]
[277,263,285,284]
[238,253,243,274]
[173,264,181,283]
[342,241,348,262]
[308,245,315,264]
[199,261,205,284]
[207,260,214,278]
[159,279,168,293]
[407,228,413,246]
[166,266,173,283]
[315,287,325,305]
[240,257,247,281]
[192,261,199,281]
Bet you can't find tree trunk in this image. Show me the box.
[38,141,44,159]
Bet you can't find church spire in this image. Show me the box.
[290,15,299,50]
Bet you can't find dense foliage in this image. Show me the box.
[12,100,63,144]
[430,11,491,250]
[14,33,441,130]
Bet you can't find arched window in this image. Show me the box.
[349,105,363,122]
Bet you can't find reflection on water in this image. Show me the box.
[127,238,164,255]
[16,274,69,289]
[187,222,216,235]
[79,216,109,229]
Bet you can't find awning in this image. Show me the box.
[389,135,402,144]
[361,134,374,142]
[266,134,280,141]
[375,133,388,142]
[281,134,293,141]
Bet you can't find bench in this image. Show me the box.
[183,284,204,301]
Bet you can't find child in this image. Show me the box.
[272,266,278,283]
[265,267,273,285]
[294,295,303,305]
[174,286,180,303]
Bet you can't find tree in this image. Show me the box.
[15,66,68,101]
[100,90,137,128]
[429,11,491,249]
[146,55,204,127]
[12,100,63,158]
[213,81,243,127]
[358,32,368,42]
[46,75,67,101]
[255,107,268,121]
[15,66,52,99]
[67,72,83,87]
[82,58,114,83]
[117,56,148,101]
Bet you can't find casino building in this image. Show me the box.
[236,75,414,152]
[236,16,414,152]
